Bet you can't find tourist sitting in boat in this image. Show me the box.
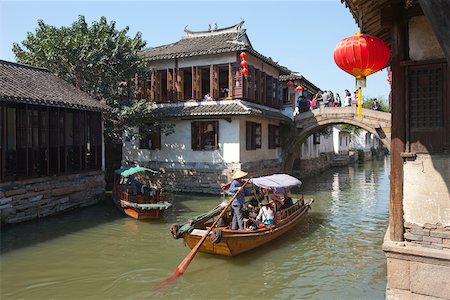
[256,198,274,226]
[281,193,294,210]
[271,193,285,212]
[246,192,260,219]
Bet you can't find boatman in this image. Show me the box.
[229,170,252,231]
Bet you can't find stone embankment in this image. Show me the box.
[0,171,105,224]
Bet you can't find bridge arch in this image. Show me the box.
[283,105,391,172]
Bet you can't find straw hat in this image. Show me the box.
[232,170,248,180]
[261,198,269,206]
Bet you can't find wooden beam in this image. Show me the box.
[191,66,196,100]
[177,68,184,101]
[233,61,243,99]
[228,63,233,99]
[150,72,156,100]
[389,2,407,242]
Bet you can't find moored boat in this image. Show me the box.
[112,166,172,220]
[170,174,312,256]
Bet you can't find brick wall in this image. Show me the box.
[404,222,450,250]
[0,171,105,224]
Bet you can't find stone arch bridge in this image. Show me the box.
[283,104,391,172]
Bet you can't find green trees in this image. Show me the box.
[362,96,391,112]
[12,15,162,142]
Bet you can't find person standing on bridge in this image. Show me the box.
[372,98,380,111]
[335,93,342,107]
[344,89,352,106]
[322,90,329,107]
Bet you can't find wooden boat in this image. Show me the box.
[112,166,172,220]
[170,174,312,256]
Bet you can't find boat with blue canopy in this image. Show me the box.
[112,166,172,220]
[170,173,313,256]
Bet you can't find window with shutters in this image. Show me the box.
[191,121,218,150]
[1,103,102,182]
[139,127,161,150]
[246,121,261,150]
[268,124,280,149]
[313,133,320,144]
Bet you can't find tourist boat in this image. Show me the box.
[170,174,312,256]
[112,166,172,220]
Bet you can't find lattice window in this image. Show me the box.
[408,65,443,128]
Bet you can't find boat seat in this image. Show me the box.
[191,229,208,237]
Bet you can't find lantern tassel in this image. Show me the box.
[357,87,362,118]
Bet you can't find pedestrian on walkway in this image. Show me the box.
[322,90,329,107]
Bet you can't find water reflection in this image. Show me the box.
[1,157,390,299]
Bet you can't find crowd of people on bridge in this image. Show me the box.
[295,88,382,115]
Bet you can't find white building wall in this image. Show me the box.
[123,116,282,166]
[300,129,334,160]
[239,117,282,163]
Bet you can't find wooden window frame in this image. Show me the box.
[246,121,262,150]
[139,127,162,150]
[313,133,320,145]
[191,121,219,151]
[1,104,103,182]
[407,61,448,153]
[268,124,280,149]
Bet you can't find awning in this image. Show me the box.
[250,174,302,194]
[114,166,159,177]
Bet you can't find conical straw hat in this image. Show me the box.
[232,170,248,180]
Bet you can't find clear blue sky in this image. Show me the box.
[0,0,390,101]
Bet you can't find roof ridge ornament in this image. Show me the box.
[183,19,246,39]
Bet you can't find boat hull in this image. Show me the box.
[112,189,171,220]
[182,200,311,256]
[122,206,164,220]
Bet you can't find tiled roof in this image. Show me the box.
[149,100,292,122]
[279,74,306,81]
[142,21,290,74]
[279,73,321,93]
[0,60,106,112]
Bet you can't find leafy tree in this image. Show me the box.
[340,124,362,135]
[12,15,166,142]
[362,96,391,112]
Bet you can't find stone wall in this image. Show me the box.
[142,159,282,194]
[404,223,450,251]
[0,171,105,224]
[293,153,332,178]
[384,230,450,299]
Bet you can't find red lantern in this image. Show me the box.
[295,86,303,92]
[240,52,247,59]
[241,68,248,76]
[333,33,390,79]
[240,60,248,67]
[334,32,390,117]
[287,81,294,87]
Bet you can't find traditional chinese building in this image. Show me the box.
[122,21,323,193]
[342,1,450,298]
[0,60,106,224]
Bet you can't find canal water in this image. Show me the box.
[1,157,390,299]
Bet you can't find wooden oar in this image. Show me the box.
[163,178,250,283]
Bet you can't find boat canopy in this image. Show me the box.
[114,166,159,177]
[250,174,302,194]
